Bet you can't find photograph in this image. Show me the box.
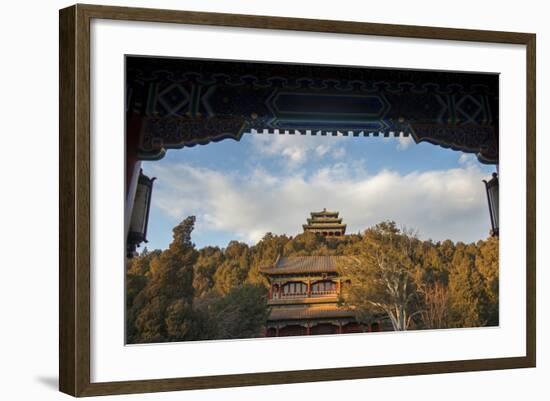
[51,2,536,397]
[0,0,543,398]
[125,55,500,344]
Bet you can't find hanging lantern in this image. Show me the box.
[127,170,156,257]
[483,172,499,236]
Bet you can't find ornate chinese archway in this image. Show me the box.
[126,56,498,164]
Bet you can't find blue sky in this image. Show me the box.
[141,133,495,251]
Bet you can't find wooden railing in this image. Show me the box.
[280,292,307,298]
[276,290,337,299]
[311,290,337,297]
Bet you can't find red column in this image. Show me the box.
[126,113,143,196]
[306,325,311,335]
[125,114,144,241]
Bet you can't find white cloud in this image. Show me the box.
[396,135,415,151]
[148,160,492,246]
[331,147,346,159]
[251,134,346,166]
[458,153,479,167]
[314,143,331,157]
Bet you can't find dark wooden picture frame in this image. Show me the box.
[59,3,536,397]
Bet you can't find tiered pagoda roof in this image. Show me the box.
[302,208,347,236]
[260,255,357,275]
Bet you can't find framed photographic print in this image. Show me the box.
[59,4,536,397]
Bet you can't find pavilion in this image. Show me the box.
[303,208,347,237]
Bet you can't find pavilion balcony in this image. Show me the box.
[310,290,338,297]
[268,295,340,306]
[280,292,308,299]
[274,290,338,300]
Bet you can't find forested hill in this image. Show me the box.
[126,217,498,343]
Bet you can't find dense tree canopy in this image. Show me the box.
[129,217,199,343]
[339,222,422,330]
[126,217,499,342]
[337,222,498,330]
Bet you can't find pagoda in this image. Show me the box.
[302,208,346,237]
[260,210,391,337]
